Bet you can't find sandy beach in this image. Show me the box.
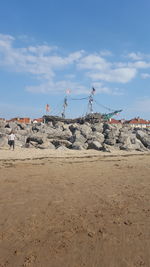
[0,148,150,266]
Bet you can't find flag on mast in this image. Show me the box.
[66,89,71,95]
[92,87,96,94]
[46,104,50,112]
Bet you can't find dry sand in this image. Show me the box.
[0,148,150,266]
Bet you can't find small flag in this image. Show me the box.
[66,89,71,95]
[46,104,50,112]
[91,87,96,95]
[92,87,96,94]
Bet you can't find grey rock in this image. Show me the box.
[26,136,43,145]
[17,123,26,130]
[32,125,39,132]
[0,135,8,147]
[16,130,29,136]
[104,138,116,146]
[72,141,88,150]
[69,124,79,134]
[54,121,65,129]
[119,134,147,151]
[79,124,92,139]
[92,123,103,133]
[37,142,56,149]
[0,121,6,129]
[0,119,149,152]
[56,145,69,151]
[47,128,72,140]
[102,143,111,152]
[136,130,150,148]
[103,123,116,131]
[73,130,87,143]
[4,128,13,135]
[88,140,102,150]
[51,139,72,149]
[89,132,104,143]
[7,121,18,130]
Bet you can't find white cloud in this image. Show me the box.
[77,54,137,83]
[141,73,150,79]
[1,33,150,96]
[77,54,111,71]
[129,60,150,69]
[127,52,144,61]
[27,79,123,97]
[127,51,150,60]
[27,45,57,54]
[88,67,137,83]
[0,33,14,49]
[0,34,84,82]
[26,80,89,95]
[99,50,113,57]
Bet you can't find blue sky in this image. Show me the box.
[0,0,150,119]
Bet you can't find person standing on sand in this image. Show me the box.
[8,131,15,150]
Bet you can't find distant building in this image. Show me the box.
[32,118,43,123]
[0,118,6,122]
[125,117,150,128]
[108,118,122,124]
[7,117,31,124]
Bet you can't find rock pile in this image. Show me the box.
[0,119,150,152]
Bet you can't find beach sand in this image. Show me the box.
[0,148,150,266]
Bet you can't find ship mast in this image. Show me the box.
[61,96,68,118]
[87,87,96,114]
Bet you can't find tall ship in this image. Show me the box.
[43,88,122,124]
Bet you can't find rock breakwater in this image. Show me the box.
[0,120,150,152]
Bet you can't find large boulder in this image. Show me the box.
[78,123,93,139]
[69,123,80,134]
[104,129,118,145]
[71,130,88,150]
[88,132,104,144]
[70,130,87,143]
[32,125,40,132]
[16,129,30,136]
[47,128,72,140]
[37,141,55,149]
[51,139,72,149]
[54,121,65,129]
[0,135,8,148]
[0,127,11,135]
[119,134,147,151]
[103,123,120,132]
[136,130,150,148]
[103,124,121,146]
[0,120,5,128]
[17,123,27,130]
[72,141,88,150]
[88,140,102,150]
[91,123,103,133]
[5,121,18,130]
[26,136,43,145]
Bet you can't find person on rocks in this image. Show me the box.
[8,131,15,150]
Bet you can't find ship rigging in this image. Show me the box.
[44,88,122,123]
